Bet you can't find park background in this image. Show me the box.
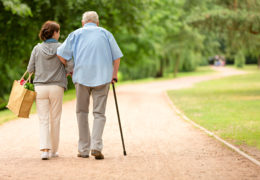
[1,0,260,160]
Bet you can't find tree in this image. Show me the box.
[0,0,32,106]
[186,0,260,68]
[0,0,146,106]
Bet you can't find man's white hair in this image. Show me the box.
[82,11,99,24]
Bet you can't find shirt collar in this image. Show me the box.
[44,38,58,43]
[84,23,97,27]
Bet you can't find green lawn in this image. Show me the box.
[168,66,260,149]
[118,66,216,85]
[0,66,215,125]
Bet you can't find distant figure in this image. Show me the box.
[220,55,226,66]
[57,11,123,160]
[214,55,226,66]
[27,21,73,160]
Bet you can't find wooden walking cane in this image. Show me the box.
[112,79,127,156]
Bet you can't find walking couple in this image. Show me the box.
[27,11,123,160]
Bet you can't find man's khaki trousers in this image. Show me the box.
[75,83,110,155]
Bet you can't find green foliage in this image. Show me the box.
[0,97,7,110]
[1,0,260,105]
[235,51,246,68]
[180,50,202,72]
[186,0,260,65]
[1,0,32,16]
[0,0,146,101]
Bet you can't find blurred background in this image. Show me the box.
[1,0,260,109]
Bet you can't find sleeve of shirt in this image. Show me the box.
[108,32,123,61]
[57,32,75,61]
[27,46,37,73]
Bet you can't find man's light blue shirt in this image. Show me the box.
[57,23,123,87]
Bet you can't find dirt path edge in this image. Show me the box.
[164,92,260,167]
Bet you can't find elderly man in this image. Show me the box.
[57,11,123,160]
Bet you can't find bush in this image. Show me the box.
[0,98,7,110]
[235,51,245,68]
[180,51,199,72]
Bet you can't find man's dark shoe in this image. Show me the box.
[91,150,104,160]
[77,154,89,158]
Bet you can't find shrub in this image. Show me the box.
[235,51,245,68]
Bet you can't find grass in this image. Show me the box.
[0,66,215,125]
[168,65,260,149]
[118,66,216,85]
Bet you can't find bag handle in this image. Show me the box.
[20,71,33,83]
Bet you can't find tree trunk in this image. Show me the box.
[234,0,237,10]
[156,58,164,77]
[166,57,170,68]
[258,55,260,69]
[174,54,180,77]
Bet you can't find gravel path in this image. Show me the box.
[0,67,259,180]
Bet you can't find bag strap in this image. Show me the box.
[20,71,33,83]
[20,71,28,80]
[27,73,33,83]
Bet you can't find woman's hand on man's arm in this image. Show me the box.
[57,55,67,66]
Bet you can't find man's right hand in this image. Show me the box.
[111,78,118,84]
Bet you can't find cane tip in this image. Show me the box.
[124,151,127,156]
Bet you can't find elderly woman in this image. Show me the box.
[27,21,73,160]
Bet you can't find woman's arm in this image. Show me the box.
[57,55,67,66]
[27,47,37,73]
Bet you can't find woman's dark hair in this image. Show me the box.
[39,21,60,41]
